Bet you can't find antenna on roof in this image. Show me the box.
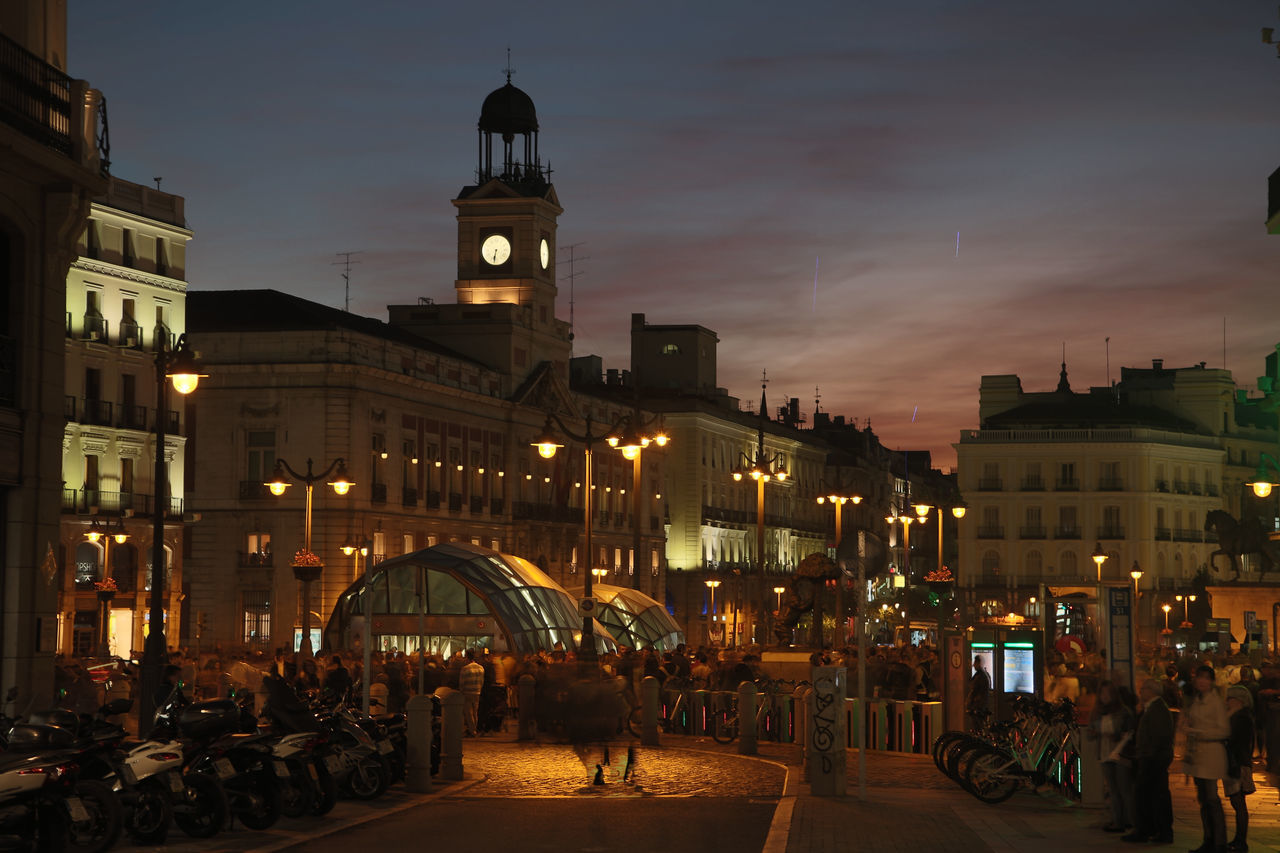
[333,251,363,312]
[504,47,515,84]
[152,177,162,191]
[558,243,588,350]
[1105,336,1110,386]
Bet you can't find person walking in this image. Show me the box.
[1124,678,1175,844]
[1091,680,1136,834]
[459,649,485,737]
[1224,685,1256,852]
[1181,664,1231,853]
[964,655,991,731]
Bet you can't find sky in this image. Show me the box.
[69,1,1280,469]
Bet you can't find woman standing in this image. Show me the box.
[1090,680,1136,833]
[1224,685,1256,852]
[1181,664,1231,853]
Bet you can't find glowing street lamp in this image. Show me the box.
[1162,603,1172,634]
[1091,542,1108,582]
[705,579,722,644]
[1247,453,1280,497]
[267,457,353,657]
[1176,593,1196,629]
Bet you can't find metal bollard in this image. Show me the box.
[737,681,757,756]
[404,694,433,793]
[434,687,465,780]
[693,689,709,736]
[517,674,537,741]
[641,675,660,746]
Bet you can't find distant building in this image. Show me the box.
[955,355,1278,625]
[1,1,110,703]
[61,177,192,656]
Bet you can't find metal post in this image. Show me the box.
[139,349,170,734]
[641,675,660,747]
[417,564,426,695]
[738,680,757,756]
[632,453,643,593]
[857,529,867,799]
[581,442,596,664]
[299,481,315,658]
[361,542,373,715]
[404,694,433,793]
[437,687,464,780]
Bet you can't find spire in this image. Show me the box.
[759,369,769,422]
[1056,343,1071,393]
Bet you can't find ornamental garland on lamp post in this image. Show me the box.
[267,457,354,658]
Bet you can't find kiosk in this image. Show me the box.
[967,625,1043,720]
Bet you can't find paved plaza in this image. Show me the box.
[115,730,1280,853]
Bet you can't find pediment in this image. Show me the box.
[511,361,576,416]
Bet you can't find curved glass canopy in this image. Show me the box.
[566,582,684,653]
[324,542,618,657]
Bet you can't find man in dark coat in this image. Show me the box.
[1123,678,1175,844]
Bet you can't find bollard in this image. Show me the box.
[517,674,537,741]
[737,681,757,756]
[693,689,709,736]
[640,676,660,747]
[794,685,811,772]
[434,687,465,781]
[404,694,433,793]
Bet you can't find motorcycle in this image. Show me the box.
[151,691,282,832]
[0,725,82,853]
[233,689,336,819]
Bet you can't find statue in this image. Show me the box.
[774,553,839,646]
[1205,509,1277,580]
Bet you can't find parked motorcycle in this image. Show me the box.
[0,725,82,853]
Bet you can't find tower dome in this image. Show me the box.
[479,82,538,137]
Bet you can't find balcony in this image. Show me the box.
[81,315,107,343]
[117,321,143,349]
[1020,477,1045,491]
[61,489,180,518]
[490,498,504,515]
[1173,480,1189,494]
[426,490,441,509]
[1187,482,1202,496]
[976,572,1004,586]
[977,478,1003,491]
[977,525,1004,539]
[371,483,387,504]
[152,325,174,353]
[1097,526,1125,540]
[1155,526,1172,541]
[510,502,584,524]
[448,493,462,512]
[0,33,109,172]
[239,481,272,500]
[83,398,112,426]
[1019,526,1047,539]
[470,496,483,514]
[1097,478,1124,491]
[1155,480,1169,492]
[1054,526,1082,539]
[1173,528,1202,543]
[1206,484,1219,497]
[1055,479,1080,491]
[237,550,273,568]
[117,404,147,430]
[402,487,418,508]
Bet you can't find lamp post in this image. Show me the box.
[1162,603,1172,634]
[1176,593,1196,629]
[1246,453,1280,497]
[267,457,353,658]
[1091,542,1108,583]
[86,517,128,658]
[533,411,628,666]
[1130,563,1143,649]
[731,380,788,647]
[606,403,669,595]
[139,333,204,734]
[817,489,862,648]
[884,511,914,645]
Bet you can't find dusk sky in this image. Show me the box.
[70,2,1280,469]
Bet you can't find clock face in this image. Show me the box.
[481,234,511,266]
[540,238,550,270]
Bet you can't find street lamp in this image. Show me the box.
[139,333,204,734]
[1162,603,1172,634]
[1247,453,1280,497]
[86,517,128,657]
[606,403,670,592]
[705,579,721,645]
[1091,542,1108,582]
[773,585,785,611]
[533,411,629,665]
[731,380,788,645]
[1176,593,1196,629]
[817,487,862,648]
[1130,562,1143,652]
[267,457,353,657]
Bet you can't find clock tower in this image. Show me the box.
[387,75,571,386]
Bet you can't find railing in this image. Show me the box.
[959,425,1221,450]
[117,404,147,430]
[1097,526,1125,540]
[490,498,504,515]
[402,487,418,508]
[1097,478,1124,491]
[237,550,273,568]
[152,325,173,352]
[1155,480,1169,492]
[0,33,72,155]
[976,572,1004,586]
[510,502,584,524]
[426,490,441,509]
[1173,528,1202,543]
[239,481,272,500]
[1173,480,1188,494]
[469,496,483,514]
[1019,526,1047,539]
[117,321,143,349]
[84,398,112,426]
[1206,484,1219,497]
[977,525,1004,539]
[1188,482,1202,495]
[82,315,107,342]
[371,482,387,504]
[448,493,463,512]
[1054,526,1081,539]
[64,395,77,419]
[1055,479,1080,491]
[1020,477,1045,491]
[977,478,1003,491]
[61,489,156,515]
[1155,526,1172,541]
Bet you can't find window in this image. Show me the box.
[155,237,169,276]
[1062,551,1078,576]
[246,533,271,560]
[661,343,680,355]
[242,590,271,647]
[981,550,1000,571]
[402,533,414,555]
[120,458,134,496]
[1103,506,1121,528]
[122,228,136,266]
[246,431,275,484]
[1025,551,1042,574]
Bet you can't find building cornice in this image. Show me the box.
[71,258,188,295]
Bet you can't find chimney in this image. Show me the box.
[1152,358,1163,370]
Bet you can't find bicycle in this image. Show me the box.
[625,680,694,737]
[710,679,796,744]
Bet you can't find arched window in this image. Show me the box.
[1025,550,1042,575]
[1061,550,1077,577]
[982,550,1000,572]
